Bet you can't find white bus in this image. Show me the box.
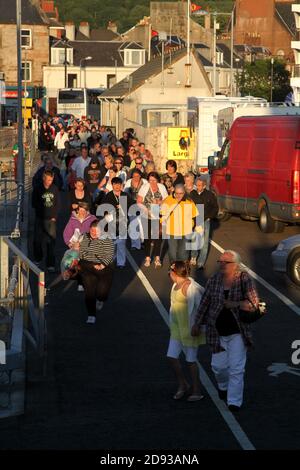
[57,88,104,120]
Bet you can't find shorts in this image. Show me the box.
[167,338,198,363]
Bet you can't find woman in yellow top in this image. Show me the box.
[167,261,206,401]
[161,184,202,264]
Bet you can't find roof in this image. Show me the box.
[70,41,144,67]
[75,28,121,41]
[100,47,212,99]
[0,0,48,25]
[217,43,244,69]
[275,2,296,37]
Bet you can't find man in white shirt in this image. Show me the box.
[71,145,91,179]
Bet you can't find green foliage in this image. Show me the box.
[54,0,234,33]
[236,60,291,102]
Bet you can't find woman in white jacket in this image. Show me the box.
[167,261,206,401]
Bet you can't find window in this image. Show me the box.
[21,29,32,48]
[218,139,230,168]
[107,74,116,88]
[21,61,31,81]
[124,49,145,67]
[67,74,78,88]
[51,48,73,65]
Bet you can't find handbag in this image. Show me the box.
[239,272,266,324]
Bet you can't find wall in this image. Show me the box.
[43,65,139,100]
[0,24,49,86]
[150,1,213,50]
[234,0,294,60]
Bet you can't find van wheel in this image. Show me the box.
[217,211,231,222]
[287,251,300,286]
[258,205,276,233]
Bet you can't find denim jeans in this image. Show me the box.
[191,219,210,267]
[168,236,190,264]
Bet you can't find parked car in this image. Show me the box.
[272,234,300,286]
[209,115,300,233]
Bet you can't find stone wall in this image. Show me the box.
[0,24,49,86]
[145,127,195,174]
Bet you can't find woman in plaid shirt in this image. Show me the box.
[191,250,260,412]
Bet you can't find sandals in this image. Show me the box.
[154,258,162,269]
[144,258,151,267]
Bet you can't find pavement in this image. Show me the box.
[0,195,299,450]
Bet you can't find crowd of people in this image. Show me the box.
[32,115,263,411]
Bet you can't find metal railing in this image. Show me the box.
[0,236,46,416]
[0,129,36,236]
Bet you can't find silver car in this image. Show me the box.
[272,235,300,286]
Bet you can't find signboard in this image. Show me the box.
[167,127,195,160]
[22,98,32,108]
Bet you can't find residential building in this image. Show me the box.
[43,33,146,115]
[291,2,300,102]
[100,47,212,171]
[0,0,50,123]
[234,0,296,63]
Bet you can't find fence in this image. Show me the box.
[0,129,35,236]
[0,236,46,417]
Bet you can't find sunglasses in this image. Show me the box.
[217,260,235,264]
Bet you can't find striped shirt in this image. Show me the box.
[79,233,114,266]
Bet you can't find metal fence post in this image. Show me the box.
[0,237,9,298]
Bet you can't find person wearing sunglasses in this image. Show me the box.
[167,261,205,401]
[191,250,260,412]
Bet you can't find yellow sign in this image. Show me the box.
[22,98,33,108]
[167,127,195,160]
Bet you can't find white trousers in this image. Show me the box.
[211,334,247,407]
[114,238,126,267]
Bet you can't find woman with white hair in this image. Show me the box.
[191,250,261,412]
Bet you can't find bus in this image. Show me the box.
[57,88,105,120]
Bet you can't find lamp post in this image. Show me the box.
[79,56,92,88]
[270,57,274,103]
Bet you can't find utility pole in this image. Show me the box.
[16,0,24,188]
[212,12,217,96]
[270,57,274,102]
[230,9,234,96]
[186,0,191,87]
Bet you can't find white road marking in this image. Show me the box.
[210,240,300,317]
[126,250,256,451]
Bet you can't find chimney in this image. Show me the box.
[79,21,90,38]
[205,13,211,30]
[107,20,118,34]
[65,21,75,41]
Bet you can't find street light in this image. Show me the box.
[270,57,274,103]
[79,56,92,88]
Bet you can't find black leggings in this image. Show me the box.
[79,260,114,315]
[143,218,162,258]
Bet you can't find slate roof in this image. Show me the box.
[51,40,145,67]
[75,28,121,42]
[100,47,212,99]
[217,43,244,68]
[275,2,296,37]
[0,0,48,25]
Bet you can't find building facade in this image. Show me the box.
[234,0,296,62]
[0,0,50,123]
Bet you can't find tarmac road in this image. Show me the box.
[0,212,299,450]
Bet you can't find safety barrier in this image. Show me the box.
[0,236,46,417]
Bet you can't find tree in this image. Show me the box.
[236,59,291,102]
